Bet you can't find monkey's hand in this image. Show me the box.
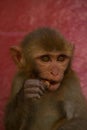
[24,79,47,99]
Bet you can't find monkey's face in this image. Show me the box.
[10,28,73,91]
[34,51,70,91]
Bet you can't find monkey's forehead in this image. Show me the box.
[21,27,74,57]
[21,41,74,58]
[22,44,73,59]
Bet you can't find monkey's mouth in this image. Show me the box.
[40,78,60,90]
[47,80,60,91]
[49,80,59,85]
[41,78,58,84]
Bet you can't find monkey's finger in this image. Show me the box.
[25,93,40,99]
[24,79,46,92]
[40,83,47,92]
[24,79,44,88]
[24,87,44,96]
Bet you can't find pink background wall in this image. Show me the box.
[0,0,87,129]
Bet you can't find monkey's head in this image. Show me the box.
[10,27,74,91]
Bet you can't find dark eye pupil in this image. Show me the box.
[57,55,65,61]
[41,56,50,62]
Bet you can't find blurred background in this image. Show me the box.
[0,0,87,129]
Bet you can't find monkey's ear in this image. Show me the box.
[10,46,24,68]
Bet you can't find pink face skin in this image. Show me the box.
[34,51,70,91]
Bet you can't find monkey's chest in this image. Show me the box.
[30,96,64,130]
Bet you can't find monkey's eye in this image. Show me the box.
[57,55,67,62]
[40,55,50,62]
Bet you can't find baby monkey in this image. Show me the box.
[5,27,87,130]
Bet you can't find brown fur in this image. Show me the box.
[5,28,87,130]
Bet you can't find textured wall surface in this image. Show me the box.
[0,0,87,129]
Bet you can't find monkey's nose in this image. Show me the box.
[51,69,58,76]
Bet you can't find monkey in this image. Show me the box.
[4,27,87,130]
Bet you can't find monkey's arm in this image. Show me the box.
[63,70,87,119]
[5,72,46,130]
[5,90,24,130]
[4,72,26,130]
[58,70,87,130]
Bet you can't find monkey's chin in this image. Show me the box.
[48,83,60,91]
